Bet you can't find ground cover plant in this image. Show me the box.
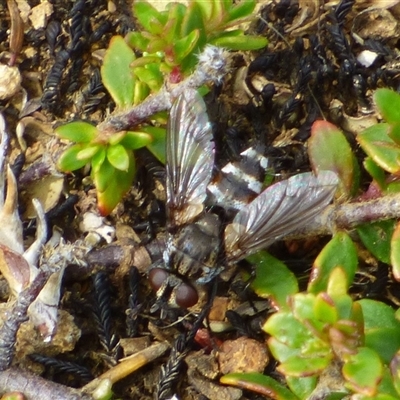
[2,0,400,399]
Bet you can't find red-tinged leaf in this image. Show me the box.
[391,221,400,281]
[357,123,400,174]
[220,372,300,400]
[55,121,97,143]
[279,355,331,377]
[249,251,298,310]
[343,347,383,396]
[374,89,400,124]
[97,152,136,216]
[308,232,358,294]
[309,120,355,198]
[101,36,136,108]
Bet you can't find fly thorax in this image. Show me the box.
[166,213,221,283]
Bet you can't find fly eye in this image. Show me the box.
[148,268,168,291]
[175,283,198,308]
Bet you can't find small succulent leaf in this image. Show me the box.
[249,251,298,310]
[357,219,394,264]
[191,0,212,26]
[133,64,164,91]
[357,123,400,174]
[97,152,136,216]
[91,147,106,172]
[101,36,136,108]
[93,159,115,193]
[133,80,150,105]
[173,30,200,63]
[164,3,186,43]
[107,131,127,146]
[227,0,256,22]
[286,376,317,400]
[119,131,153,150]
[343,347,383,396]
[220,372,300,400]
[314,293,338,325]
[55,121,97,143]
[388,122,400,146]
[374,88,400,124]
[391,221,400,281]
[140,126,166,163]
[326,267,351,298]
[125,31,149,52]
[130,56,162,69]
[76,144,101,161]
[363,157,387,190]
[308,232,358,294]
[107,144,130,171]
[147,38,168,54]
[147,18,165,36]
[210,34,268,50]
[309,120,355,198]
[181,1,207,44]
[267,337,301,363]
[279,355,331,377]
[57,144,90,172]
[132,0,167,33]
[263,311,313,348]
[291,293,316,323]
[358,299,400,363]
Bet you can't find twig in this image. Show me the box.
[0,270,50,370]
[0,367,91,400]
[97,45,229,133]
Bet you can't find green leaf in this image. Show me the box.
[357,219,395,264]
[133,63,164,91]
[141,126,166,163]
[101,36,136,108]
[210,34,268,50]
[107,144,130,171]
[391,221,400,281]
[76,144,101,161]
[286,376,317,400]
[132,0,167,33]
[181,1,207,45]
[309,120,356,198]
[97,152,136,216]
[173,30,200,63]
[248,251,298,310]
[220,372,300,400]
[119,131,153,150]
[55,121,97,143]
[343,347,383,396]
[57,144,90,172]
[263,312,313,349]
[358,299,400,363]
[388,122,400,146]
[308,232,358,294]
[92,158,115,193]
[227,0,256,22]
[374,88,400,124]
[163,3,187,43]
[357,123,400,174]
[125,31,149,52]
[133,80,150,105]
[280,355,331,377]
[91,147,106,172]
[363,157,387,190]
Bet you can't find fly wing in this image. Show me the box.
[166,90,215,227]
[224,171,338,262]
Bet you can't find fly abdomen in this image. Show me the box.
[207,145,269,212]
